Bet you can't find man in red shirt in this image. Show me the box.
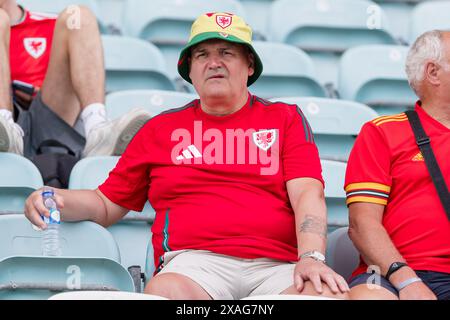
[24,12,349,299]
[345,30,450,300]
[0,0,151,158]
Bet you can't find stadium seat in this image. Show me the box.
[250,42,326,98]
[106,89,198,120]
[268,0,396,85]
[0,153,43,215]
[48,291,168,300]
[374,0,416,44]
[410,1,450,43]
[69,156,154,277]
[102,35,176,92]
[338,44,417,115]
[0,256,134,299]
[17,0,107,33]
[122,0,246,79]
[326,227,359,281]
[95,0,126,34]
[320,160,348,231]
[270,97,378,161]
[238,0,274,40]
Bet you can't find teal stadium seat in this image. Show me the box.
[122,0,246,79]
[102,35,176,92]
[326,227,359,281]
[270,97,378,162]
[106,89,198,120]
[250,42,326,98]
[0,215,134,299]
[338,44,417,115]
[17,0,107,33]
[69,156,154,278]
[268,0,396,86]
[238,0,274,40]
[0,153,43,215]
[410,1,450,44]
[320,160,348,231]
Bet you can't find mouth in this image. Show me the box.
[207,74,225,80]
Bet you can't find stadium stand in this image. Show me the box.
[69,156,154,282]
[268,0,396,86]
[0,153,43,215]
[0,215,135,299]
[106,89,198,120]
[409,1,450,43]
[270,97,378,161]
[238,0,273,40]
[102,35,176,92]
[326,227,359,281]
[123,0,246,79]
[249,41,327,98]
[338,44,417,115]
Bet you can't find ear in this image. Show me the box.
[424,61,440,86]
[247,52,255,77]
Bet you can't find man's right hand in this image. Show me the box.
[24,187,65,230]
[398,281,437,300]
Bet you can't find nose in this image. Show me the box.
[206,53,222,69]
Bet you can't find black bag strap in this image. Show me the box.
[405,110,450,221]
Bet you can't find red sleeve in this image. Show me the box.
[344,122,392,206]
[282,105,324,185]
[98,122,154,212]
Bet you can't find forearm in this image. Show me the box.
[55,188,107,225]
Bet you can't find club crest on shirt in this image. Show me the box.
[252,129,277,151]
[216,15,232,29]
[24,38,47,59]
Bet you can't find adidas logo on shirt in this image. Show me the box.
[176,145,203,161]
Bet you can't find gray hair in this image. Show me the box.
[405,30,449,96]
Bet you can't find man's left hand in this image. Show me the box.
[294,258,350,294]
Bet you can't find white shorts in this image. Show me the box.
[156,250,296,300]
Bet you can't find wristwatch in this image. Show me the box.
[299,251,326,263]
[385,262,408,281]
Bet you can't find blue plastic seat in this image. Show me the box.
[0,256,134,299]
[270,97,378,161]
[250,42,326,98]
[0,153,43,215]
[326,227,359,280]
[321,160,348,230]
[69,156,153,274]
[102,35,176,92]
[238,0,274,40]
[339,44,417,115]
[122,0,246,78]
[410,1,450,43]
[268,0,396,85]
[106,89,198,120]
[17,0,107,33]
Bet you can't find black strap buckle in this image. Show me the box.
[417,137,430,146]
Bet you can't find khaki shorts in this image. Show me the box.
[156,250,296,300]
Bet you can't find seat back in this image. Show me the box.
[0,256,134,299]
[102,35,175,92]
[271,97,378,161]
[0,215,120,260]
[69,156,153,273]
[0,153,43,214]
[339,44,416,115]
[410,1,450,43]
[106,90,198,120]
[326,227,360,280]
[250,42,326,98]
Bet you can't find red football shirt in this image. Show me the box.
[10,8,57,88]
[99,94,324,272]
[345,103,450,278]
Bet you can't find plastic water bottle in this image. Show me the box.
[41,187,62,256]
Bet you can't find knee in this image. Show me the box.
[144,273,203,300]
[56,5,98,30]
[0,9,11,32]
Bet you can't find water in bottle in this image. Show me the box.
[41,187,62,256]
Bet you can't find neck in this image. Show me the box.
[200,91,249,116]
[420,98,450,128]
[2,2,23,25]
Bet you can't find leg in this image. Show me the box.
[281,282,350,300]
[0,8,12,111]
[40,5,104,126]
[144,273,213,300]
[348,284,398,300]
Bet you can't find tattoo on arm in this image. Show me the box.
[299,215,327,238]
